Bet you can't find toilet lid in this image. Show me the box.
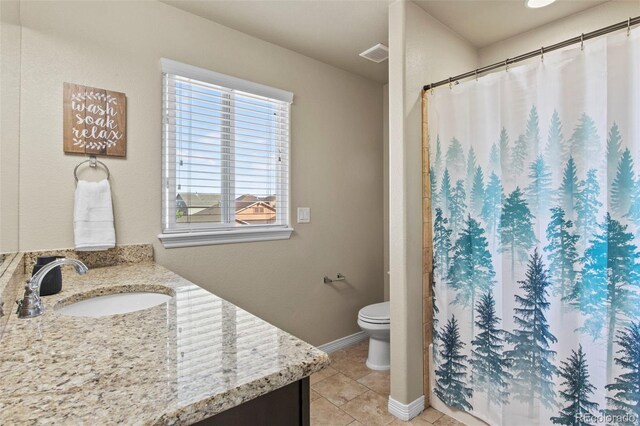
[358,301,390,323]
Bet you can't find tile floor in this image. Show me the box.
[310,340,463,426]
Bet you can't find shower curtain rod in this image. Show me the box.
[423,16,640,92]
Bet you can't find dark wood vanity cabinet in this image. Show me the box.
[194,377,310,426]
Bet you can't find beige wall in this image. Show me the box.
[0,0,21,253]
[480,0,639,66]
[388,0,477,406]
[16,0,384,346]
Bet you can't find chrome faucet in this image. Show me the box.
[17,258,88,319]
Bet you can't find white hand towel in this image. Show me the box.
[74,179,116,251]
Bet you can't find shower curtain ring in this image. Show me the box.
[448,77,452,90]
[628,17,632,37]
[540,47,544,63]
[581,33,585,51]
[475,69,478,81]
[505,59,509,72]
[430,84,434,95]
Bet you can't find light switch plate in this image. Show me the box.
[297,207,311,223]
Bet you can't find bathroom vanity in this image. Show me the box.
[0,249,329,425]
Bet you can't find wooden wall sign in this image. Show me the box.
[63,83,126,157]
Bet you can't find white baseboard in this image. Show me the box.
[317,331,367,353]
[388,395,425,421]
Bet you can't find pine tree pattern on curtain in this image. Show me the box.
[428,28,640,426]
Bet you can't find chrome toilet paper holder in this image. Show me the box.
[324,273,345,284]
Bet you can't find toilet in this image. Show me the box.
[357,301,390,371]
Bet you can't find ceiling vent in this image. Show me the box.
[359,43,389,63]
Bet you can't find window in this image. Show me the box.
[159,59,293,248]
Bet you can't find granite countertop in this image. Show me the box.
[0,261,330,425]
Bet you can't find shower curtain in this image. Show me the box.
[428,28,640,426]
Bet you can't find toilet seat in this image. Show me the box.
[358,301,390,324]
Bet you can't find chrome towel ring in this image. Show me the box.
[74,156,110,182]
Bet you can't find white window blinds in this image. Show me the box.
[160,59,293,245]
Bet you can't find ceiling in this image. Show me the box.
[161,0,392,83]
[163,0,616,84]
[415,0,611,48]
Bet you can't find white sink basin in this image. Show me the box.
[56,292,172,318]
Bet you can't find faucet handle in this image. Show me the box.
[17,283,43,318]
